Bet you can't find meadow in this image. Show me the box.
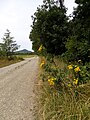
[0,54,35,68]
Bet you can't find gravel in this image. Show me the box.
[0,56,39,120]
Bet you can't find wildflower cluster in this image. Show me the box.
[67,60,90,85]
[41,55,90,92]
[67,64,80,85]
[48,76,56,85]
[68,64,81,73]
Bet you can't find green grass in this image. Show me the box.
[16,54,36,58]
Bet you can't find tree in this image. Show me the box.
[1,29,20,58]
[30,0,68,55]
[65,0,90,63]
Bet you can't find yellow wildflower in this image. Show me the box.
[73,78,78,85]
[51,77,56,81]
[49,81,54,85]
[48,79,54,85]
[48,79,51,82]
[68,65,73,70]
[40,60,45,68]
[48,77,56,86]
[38,45,43,52]
[74,67,80,72]
[68,83,72,87]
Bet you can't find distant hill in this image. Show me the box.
[16,49,32,53]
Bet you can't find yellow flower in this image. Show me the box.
[38,45,43,52]
[68,83,72,87]
[48,77,56,86]
[51,77,56,81]
[49,81,54,85]
[68,65,73,70]
[48,79,51,82]
[40,60,45,68]
[48,79,54,85]
[73,78,78,85]
[74,67,80,72]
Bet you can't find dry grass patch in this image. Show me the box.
[0,58,23,68]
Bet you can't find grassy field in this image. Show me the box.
[16,54,36,58]
[0,55,36,68]
[0,59,21,68]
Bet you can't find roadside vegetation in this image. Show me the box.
[30,0,90,119]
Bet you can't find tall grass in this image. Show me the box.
[0,57,24,68]
[37,82,90,120]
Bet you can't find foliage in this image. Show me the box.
[30,0,90,63]
[64,0,90,63]
[40,55,90,89]
[30,0,69,55]
[0,29,20,59]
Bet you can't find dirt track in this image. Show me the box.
[0,57,39,120]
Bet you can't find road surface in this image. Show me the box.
[0,57,39,120]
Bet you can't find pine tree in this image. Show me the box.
[1,29,20,58]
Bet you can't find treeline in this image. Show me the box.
[0,29,19,59]
[30,0,90,63]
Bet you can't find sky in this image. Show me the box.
[0,0,77,51]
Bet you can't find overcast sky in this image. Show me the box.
[0,0,77,51]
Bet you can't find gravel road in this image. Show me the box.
[0,56,39,120]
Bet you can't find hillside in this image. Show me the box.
[16,49,31,53]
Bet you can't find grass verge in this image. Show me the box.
[0,55,36,68]
[37,82,90,120]
[0,57,23,68]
